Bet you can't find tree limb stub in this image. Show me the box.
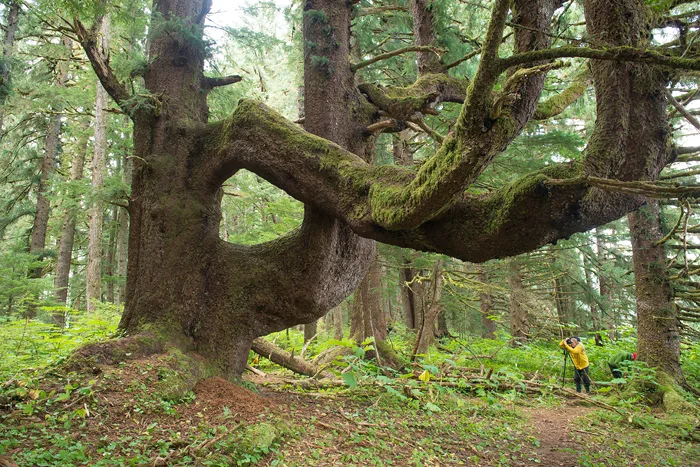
[203,74,243,90]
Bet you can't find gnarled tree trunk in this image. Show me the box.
[76,0,671,379]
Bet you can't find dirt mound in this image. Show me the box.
[193,377,275,420]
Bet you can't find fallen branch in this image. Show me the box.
[251,338,332,378]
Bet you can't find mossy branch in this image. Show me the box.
[546,175,700,198]
[499,46,700,72]
[532,69,592,120]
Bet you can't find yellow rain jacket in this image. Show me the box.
[560,340,589,370]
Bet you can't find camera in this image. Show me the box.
[565,337,574,346]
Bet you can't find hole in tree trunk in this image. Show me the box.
[219,169,303,244]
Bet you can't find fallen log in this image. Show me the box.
[251,338,332,379]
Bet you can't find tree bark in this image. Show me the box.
[251,337,327,378]
[303,321,317,343]
[349,252,399,366]
[596,228,616,338]
[628,201,684,382]
[409,0,443,75]
[115,125,131,305]
[87,16,110,312]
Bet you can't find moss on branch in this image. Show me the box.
[533,69,592,120]
[499,46,700,72]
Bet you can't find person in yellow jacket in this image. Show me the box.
[560,337,591,393]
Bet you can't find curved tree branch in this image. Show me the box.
[533,68,592,120]
[73,18,132,114]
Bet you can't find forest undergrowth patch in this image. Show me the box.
[1,352,698,467]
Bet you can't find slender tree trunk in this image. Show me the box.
[400,262,418,329]
[584,253,601,330]
[595,228,616,338]
[303,321,317,343]
[54,123,89,306]
[628,201,684,382]
[105,206,117,303]
[29,36,72,282]
[478,266,496,339]
[333,305,343,340]
[87,16,110,312]
[0,0,20,138]
[509,259,528,343]
[412,261,443,358]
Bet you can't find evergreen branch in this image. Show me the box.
[499,46,700,72]
[351,46,441,72]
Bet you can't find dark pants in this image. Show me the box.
[574,366,590,393]
[608,364,622,379]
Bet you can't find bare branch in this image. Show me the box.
[203,74,243,90]
[73,18,132,114]
[666,88,700,130]
[356,5,407,17]
[352,46,441,72]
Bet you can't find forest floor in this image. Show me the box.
[0,352,698,466]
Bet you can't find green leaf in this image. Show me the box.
[342,372,357,389]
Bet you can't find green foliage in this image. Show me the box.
[0,305,121,380]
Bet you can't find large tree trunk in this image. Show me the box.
[54,122,88,307]
[410,0,443,75]
[628,201,684,382]
[117,0,373,378]
[87,17,109,312]
[115,126,132,305]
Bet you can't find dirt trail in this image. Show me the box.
[523,403,595,466]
